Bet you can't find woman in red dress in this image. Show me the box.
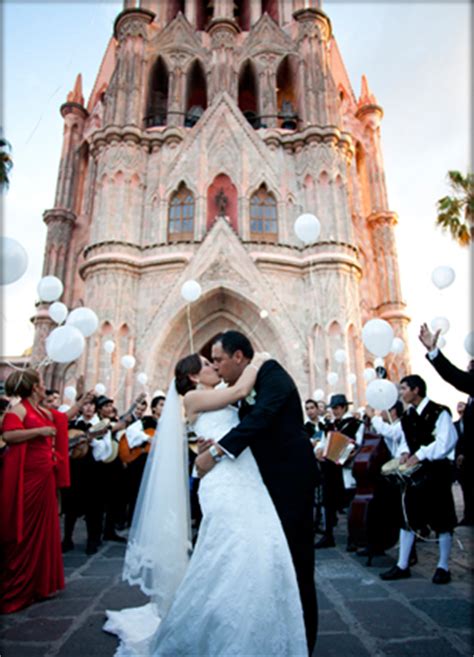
[0,369,70,614]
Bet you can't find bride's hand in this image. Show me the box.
[197,438,214,454]
[250,352,271,371]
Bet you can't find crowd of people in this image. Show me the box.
[0,321,471,620]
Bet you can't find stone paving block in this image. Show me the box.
[97,582,148,610]
[316,589,334,610]
[314,549,345,561]
[316,561,368,580]
[318,609,347,632]
[382,637,466,657]
[0,617,73,641]
[62,554,90,568]
[0,642,51,657]
[411,598,474,629]
[60,576,111,598]
[26,598,90,618]
[330,576,390,599]
[103,544,127,558]
[350,600,429,638]
[56,613,118,657]
[388,579,470,599]
[81,559,122,576]
[312,632,372,657]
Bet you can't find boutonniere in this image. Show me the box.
[245,389,257,406]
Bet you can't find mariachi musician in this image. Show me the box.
[122,395,165,525]
[62,396,109,554]
[372,374,458,584]
[315,394,363,550]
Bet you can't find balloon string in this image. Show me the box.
[4,359,31,372]
[186,304,194,353]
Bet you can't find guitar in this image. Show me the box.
[118,417,157,464]
[68,419,111,459]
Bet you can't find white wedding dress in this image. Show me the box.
[104,406,308,657]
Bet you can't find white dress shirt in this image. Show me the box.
[371,397,457,461]
[125,419,152,449]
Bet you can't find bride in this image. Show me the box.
[104,353,308,656]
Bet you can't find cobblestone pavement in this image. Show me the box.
[1,483,472,657]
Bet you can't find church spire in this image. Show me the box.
[66,73,84,106]
[358,74,377,108]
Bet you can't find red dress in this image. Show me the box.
[0,399,70,613]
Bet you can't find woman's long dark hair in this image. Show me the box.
[175,354,202,396]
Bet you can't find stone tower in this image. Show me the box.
[33,0,410,405]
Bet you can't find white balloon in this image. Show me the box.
[365,379,399,411]
[260,309,269,319]
[294,213,321,244]
[48,301,68,325]
[430,316,450,336]
[58,404,71,413]
[363,367,376,383]
[362,319,394,357]
[1,237,28,285]
[46,325,85,363]
[64,386,77,401]
[66,307,99,338]
[313,388,325,402]
[431,265,455,290]
[374,357,385,369]
[95,383,106,395]
[181,280,202,302]
[437,336,446,349]
[334,349,347,364]
[347,373,357,385]
[137,372,148,385]
[327,371,338,386]
[121,354,136,370]
[391,337,405,354]
[37,275,63,303]
[103,340,115,354]
[464,331,474,357]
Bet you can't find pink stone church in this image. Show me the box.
[32,0,410,406]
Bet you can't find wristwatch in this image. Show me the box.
[209,444,224,463]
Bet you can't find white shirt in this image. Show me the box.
[126,418,152,449]
[371,416,406,458]
[372,397,457,461]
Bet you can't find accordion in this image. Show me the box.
[323,431,355,465]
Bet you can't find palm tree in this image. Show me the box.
[0,137,13,190]
[436,170,474,246]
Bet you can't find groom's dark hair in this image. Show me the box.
[213,331,254,359]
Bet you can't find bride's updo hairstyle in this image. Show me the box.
[175,354,202,396]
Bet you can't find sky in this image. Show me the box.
[1,1,472,413]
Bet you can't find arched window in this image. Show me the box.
[276,55,299,130]
[168,183,195,242]
[185,60,207,127]
[249,185,277,242]
[146,57,169,128]
[238,60,259,128]
[234,0,251,30]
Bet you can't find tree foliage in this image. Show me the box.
[0,137,13,190]
[436,170,474,246]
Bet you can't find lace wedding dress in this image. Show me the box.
[104,405,308,657]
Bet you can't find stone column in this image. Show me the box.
[207,19,240,99]
[111,8,155,127]
[293,7,337,127]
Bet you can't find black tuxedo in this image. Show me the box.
[427,350,474,523]
[219,360,319,654]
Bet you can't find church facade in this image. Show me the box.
[32,0,410,405]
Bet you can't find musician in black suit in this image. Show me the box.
[195,331,319,655]
[419,322,474,526]
[315,394,363,551]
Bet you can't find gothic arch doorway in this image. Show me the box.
[150,287,287,386]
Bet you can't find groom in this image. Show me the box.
[195,330,319,654]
